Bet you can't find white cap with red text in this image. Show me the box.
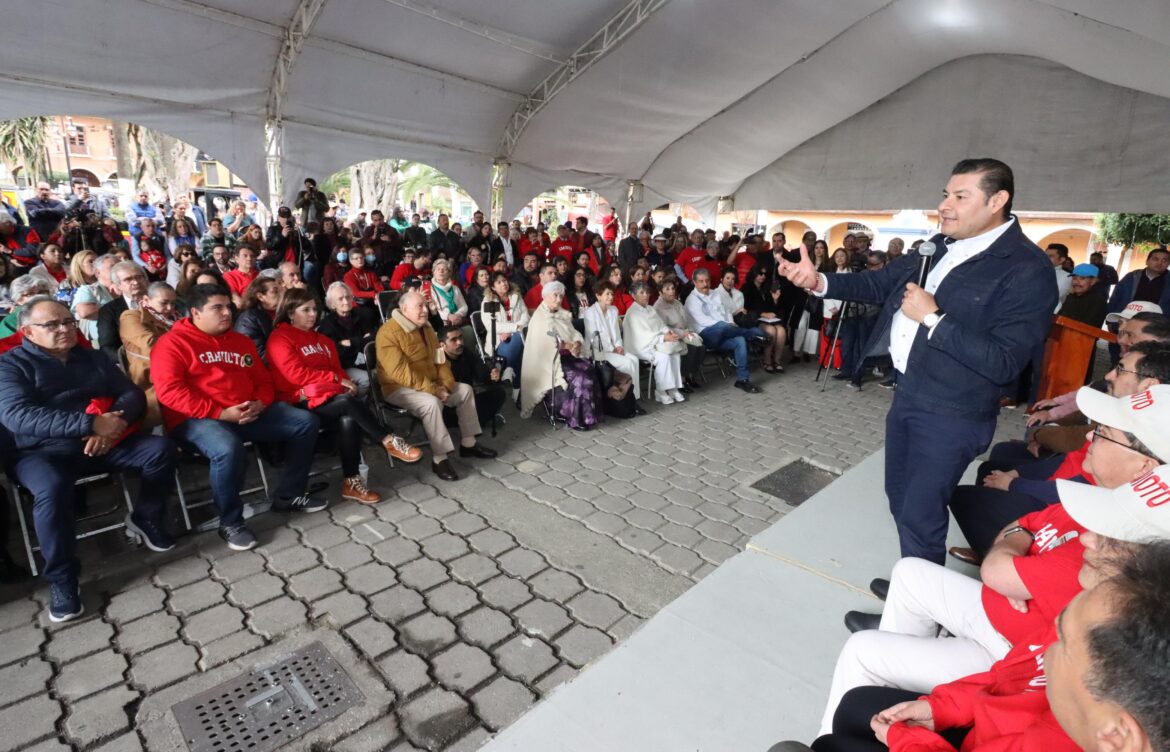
[1105,300,1163,323]
[1075,385,1170,463]
[1059,467,1170,542]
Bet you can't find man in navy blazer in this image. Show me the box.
[779,159,1058,571]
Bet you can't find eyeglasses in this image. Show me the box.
[1091,427,1159,460]
[1110,363,1150,379]
[28,319,79,331]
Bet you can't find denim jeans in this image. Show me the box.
[495,334,525,376]
[171,402,320,526]
[13,434,176,585]
[700,321,757,381]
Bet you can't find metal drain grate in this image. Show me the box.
[751,459,839,507]
[172,641,364,752]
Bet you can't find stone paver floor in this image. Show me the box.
[0,359,1026,751]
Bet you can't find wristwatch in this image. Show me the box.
[922,309,943,329]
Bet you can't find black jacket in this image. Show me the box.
[98,296,130,361]
[824,221,1057,420]
[264,224,308,268]
[233,308,275,359]
[617,236,642,272]
[429,228,463,260]
[317,307,378,369]
[403,225,428,250]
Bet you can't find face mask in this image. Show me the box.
[336,252,347,263]
[365,254,377,265]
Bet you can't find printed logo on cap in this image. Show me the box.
[1131,390,1156,410]
[1125,302,1150,313]
[1131,469,1170,508]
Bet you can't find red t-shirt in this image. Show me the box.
[524,284,569,312]
[223,268,258,298]
[603,215,619,242]
[548,239,576,262]
[981,503,1086,646]
[677,247,707,280]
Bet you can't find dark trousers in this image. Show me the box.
[884,394,996,564]
[446,386,506,430]
[171,402,319,526]
[682,343,705,379]
[978,445,1064,485]
[813,687,967,752]
[312,395,386,477]
[949,485,1050,558]
[13,435,176,585]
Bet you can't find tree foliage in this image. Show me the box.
[1095,213,1170,249]
[0,116,51,183]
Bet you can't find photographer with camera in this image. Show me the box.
[64,179,109,223]
[294,178,329,228]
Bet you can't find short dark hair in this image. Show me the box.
[1129,341,1170,383]
[1149,248,1170,259]
[438,325,462,341]
[594,280,615,296]
[273,287,315,325]
[951,158,1015,217]
[187,283,231,312]
[1131,312,1170,343]
[1047,243,1070,259]
[1085,539,1170,752]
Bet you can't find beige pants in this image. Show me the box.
[385,382,481,457]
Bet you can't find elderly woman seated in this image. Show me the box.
[317,281,379,398]
[519,281,601,430]
[584,280,647,415]
[480,272,529,381]
[622,281,687,404]
[651,277,704,392]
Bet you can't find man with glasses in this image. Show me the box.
[816,383,1169,738]
[0,297,176,622]
[97,261,149,362]
[23,182,68,241]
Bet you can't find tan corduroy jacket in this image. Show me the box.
[374,308,454,397]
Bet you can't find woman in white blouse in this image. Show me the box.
[652,277,704,391]
[426,258,468,326]
[622,281,686,404]
[713,268,746,320]
[480,272,529,378]
[584,280,646,413]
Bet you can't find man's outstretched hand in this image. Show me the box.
[775,244,822,293]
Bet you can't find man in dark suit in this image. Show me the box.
[779,158,1058,571]
[97,261,149,362]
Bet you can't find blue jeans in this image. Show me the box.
[495,334,525,376]
[700,321,760,381]
[884,393,996,564]
[171,402,320,526]
[13,435,176,585]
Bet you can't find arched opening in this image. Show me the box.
[512,186,616,232]
[0,114,264,224]
[648,203,704,235]
[327,160,479,230]
[767,219,813,245]
[1036,228,1096,264]
[825,221,876,251]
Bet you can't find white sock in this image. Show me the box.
[433,452,448,463]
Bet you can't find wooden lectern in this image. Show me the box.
[1035,315,1116,403]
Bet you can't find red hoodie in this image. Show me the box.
[344,267,383,301]
[265,323,347,408]
[886,624,1077,752]
[150,317,274,430]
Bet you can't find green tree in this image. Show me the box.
[398,164,456,207]
[1095,213,1170,249]
[0,116,51,183]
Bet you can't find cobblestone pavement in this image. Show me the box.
[0,360,1027,751]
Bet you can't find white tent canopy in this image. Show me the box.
[3,0,1168,217]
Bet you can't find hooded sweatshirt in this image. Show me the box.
[150,317,273,430]
[265,323,347,408]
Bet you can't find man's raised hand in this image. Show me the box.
[776,244,822,292]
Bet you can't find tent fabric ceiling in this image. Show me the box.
[2,0,1167,214]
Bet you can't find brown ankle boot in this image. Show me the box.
[341,476,380,504]
[383,434,423,464]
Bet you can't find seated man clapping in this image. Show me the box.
[0,297,176,622]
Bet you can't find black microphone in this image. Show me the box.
[916,241,937,286]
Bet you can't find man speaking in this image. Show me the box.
[779,159,1057,567]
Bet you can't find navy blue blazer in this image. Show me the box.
[824,220,1057,420]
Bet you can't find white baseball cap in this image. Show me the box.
[1105,300,1163,323]
[1075,385,1170,464]
[1058,466,1170,542]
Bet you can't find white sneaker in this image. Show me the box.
[669,389,686,402]
[655,392,675,405]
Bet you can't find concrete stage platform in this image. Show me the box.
[483,450,977,751]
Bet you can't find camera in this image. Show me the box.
[482,300,502,314]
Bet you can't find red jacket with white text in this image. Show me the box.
[150,317,274,430]
[265,323,347,408]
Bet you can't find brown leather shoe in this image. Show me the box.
[341,476,381,504]
[948,546,982,566]
[383,434,423,464]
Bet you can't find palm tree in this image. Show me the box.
[0,116,51,184]
[399,164,457,209]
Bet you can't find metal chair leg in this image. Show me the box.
[8,482,38,577]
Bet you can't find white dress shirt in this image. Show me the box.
[685,288,733,332]
[1053,267,1071,312]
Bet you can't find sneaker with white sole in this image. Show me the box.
[654,392,675,405]
[125,513,175,553]
[383,434,423,464]
[48,580,83,623]
[341,476,381,504]
[219,524,257,551]
[668,389,686,402]
[273,495,328,514]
